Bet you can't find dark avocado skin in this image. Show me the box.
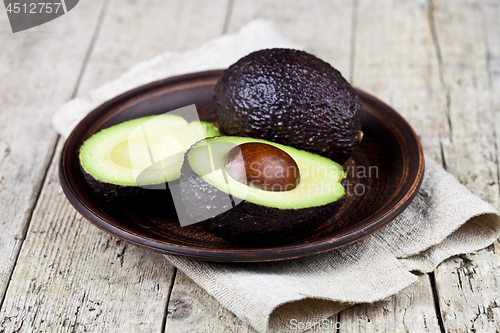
[179,146,346,247]
[82,165,144,200]
[214,48,363,164]
[81,164,175,207]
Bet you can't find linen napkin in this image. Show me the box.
[53,20,500,333]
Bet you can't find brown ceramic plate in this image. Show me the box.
[59,70,424,262]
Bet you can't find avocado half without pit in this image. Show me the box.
[79,114,220,200]
[179,136,346,246]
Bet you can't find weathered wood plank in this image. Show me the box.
[226,0,354,81]
[0,141,176,332]
[0,0,106,308]
[434,248,500,333]
[340,275,440,332]
[76,0,231,92]
[0,0,230,332]
[352,0,449,163]
[339,0,447,330]
[488,0,500,165]
[429,0,500,331]
[431,0,498,207]
[164,271,257,333]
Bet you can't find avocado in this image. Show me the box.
[179,136,346,246]
[79,114,220,200]
[214,48,363,164]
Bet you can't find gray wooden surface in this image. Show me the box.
[0,0,499,332]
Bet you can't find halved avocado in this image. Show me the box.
[79,114,220,200]
[179,136,346,246]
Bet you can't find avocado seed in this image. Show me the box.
[224,142,300,192]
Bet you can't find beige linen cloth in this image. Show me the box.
[53,20,500,333]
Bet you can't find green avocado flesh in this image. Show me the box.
[79,114,220,188]
[188,137,346,209]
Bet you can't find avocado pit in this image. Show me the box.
[224,142,300,192]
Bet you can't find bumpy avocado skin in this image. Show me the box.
[214,48,363,164]
[82,165,141,200]
[179,146,346,246]
[80,164,176,207]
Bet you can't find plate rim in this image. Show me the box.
[59,69,425,262]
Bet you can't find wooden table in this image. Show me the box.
[1,0,499,331]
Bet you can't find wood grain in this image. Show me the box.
[340,275,440,332]
[352,0,449,163]
[227,0,354,80]
[339,0,447,331]
[488,0,500,167]
[429,0,500,331]
[0,142,176,332]
[0,0,230,332]
[0,0,106,309]
[164,270,257,333]
[76,0,231,93]
[431,0,498,207]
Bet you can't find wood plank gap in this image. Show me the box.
[222,0,235,34]
[439,140,447,170]
[0,135,60,314]
[161,267,177,333]
[70,290,87,333]
[428,272,446,333]
[427,0,453,141]
[349,0,358,83]
[70,0,113,99]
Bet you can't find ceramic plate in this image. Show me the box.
[59,70,424,262]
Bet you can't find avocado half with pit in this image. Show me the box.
[79,114,220,200]
[179,136,346,246]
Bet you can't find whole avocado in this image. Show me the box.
[214,48,363,164]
